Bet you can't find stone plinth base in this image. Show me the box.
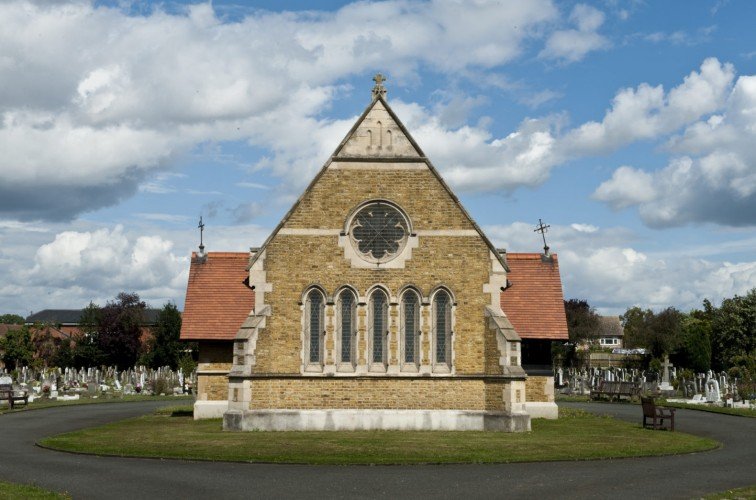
[194,400,228,420]
[223,409,531,432]
[523,402,559,419]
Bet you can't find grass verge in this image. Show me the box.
[0,395,194,416]
[39,407,718,465]
[0,481,69,500]
[659,402,755,418]
[555,395,755,418]
[704,484,756,499]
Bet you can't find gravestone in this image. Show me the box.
[706,379,721,403]
[658,355,674,392]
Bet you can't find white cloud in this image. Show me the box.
[593,73,756,227]
[563,58,735,155]
[539,4,610,63]
[485,221,756,314]
[0,220,272,314]
[0,0,558,221]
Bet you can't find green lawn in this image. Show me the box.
[0,394,193,415]
[39,407,718,465]
[0,481,69,500]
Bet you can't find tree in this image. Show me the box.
[142,302,183,369]
[564,299,601,344]
[0,325,34,369]
[0,314,24,325]
[621,306,653,349]
[646,307,683,359]
[710,289,756,371]
[98,292,147,369]
[30,324,61,368]
[64,302,105,368]
[676,316,712,373]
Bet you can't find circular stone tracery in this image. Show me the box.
[348,202,409,263]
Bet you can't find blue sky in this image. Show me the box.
[0,0,754,316]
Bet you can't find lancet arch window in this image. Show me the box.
[336,288,357,366]
[432,289,453,370]
[401,289,421,369]
[369,288,389,366]
[304,288,325,366]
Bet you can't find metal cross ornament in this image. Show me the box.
[534,218,551,255]
[198,216,205,253]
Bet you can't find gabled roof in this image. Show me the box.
[246,91,508,272]
[500,253,569,340]
[180,252,255,341]
[598,316,623,337]
[26,308,161,325]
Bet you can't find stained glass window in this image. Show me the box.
[307,290,324,364]
[349,202,409,263]
[371,290,388,363]
[339,290,356,363]
[403,292,420,365]
[433,290,452,364]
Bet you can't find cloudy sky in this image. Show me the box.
[1,0,754,317]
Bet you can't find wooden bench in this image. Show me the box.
[590,381,640,402]
[0,383,28,410]
[641,396,675,431]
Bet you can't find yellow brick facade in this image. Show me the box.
[198,93,540,429]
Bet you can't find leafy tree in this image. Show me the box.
[646,307,683,359]
[98,292,147,369]
[0,314,24,325]
[564,299,601,344]
[30,324,62,368]
[142,302,183,369]
[711,288,756,371]
[0,325,34,369]
[621,306,683,358]
[621,306,653,349]
[676,316,711,373]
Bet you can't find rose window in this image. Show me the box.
[349,202,409,263]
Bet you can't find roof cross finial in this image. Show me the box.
[372,73,387,100]
[534,218,551,257]
[198,216,205,256]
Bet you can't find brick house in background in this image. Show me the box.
[25,309,161,344]
[180,77,569,431]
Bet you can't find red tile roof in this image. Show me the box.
[180,252,255,341]
[500,253,568,340]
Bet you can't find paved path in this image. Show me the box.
[1,401,754,499]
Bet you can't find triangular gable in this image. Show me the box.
[333,97,423,159]
[248,92,507,271]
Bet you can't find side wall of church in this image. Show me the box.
[196,340,232,401]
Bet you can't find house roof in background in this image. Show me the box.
[180,252,255,341]
[26,308,161,325]
[500,253,569,340]
[598,316,624,337]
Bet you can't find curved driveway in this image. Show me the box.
[1,401,754,499]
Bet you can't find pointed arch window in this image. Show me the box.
[305,289,325,365]
[337,289,357,365]
[433,289,453,368]
[369,289,389,365]
[401,290,420,368]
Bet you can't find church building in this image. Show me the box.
[180,76,568,432]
